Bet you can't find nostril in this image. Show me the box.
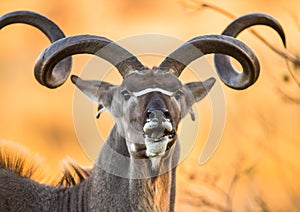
[146,109,170,119]
[146,110,155,119]
[163,110,170,119]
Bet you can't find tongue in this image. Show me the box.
[146,127,166,139]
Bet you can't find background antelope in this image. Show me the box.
[0,11,285,211]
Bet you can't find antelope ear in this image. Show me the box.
[185,77,216,102]
[71,75,115,106]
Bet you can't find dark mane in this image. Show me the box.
[56,157,92,187]
[0,140,42,180]
[0,140,91,187]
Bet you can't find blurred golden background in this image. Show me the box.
[0,0,300,211]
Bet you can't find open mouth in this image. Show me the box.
[128,121,176,159]
[129,136,176,159]
[143,113,177,156]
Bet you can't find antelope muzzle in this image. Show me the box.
[143,106,176,157]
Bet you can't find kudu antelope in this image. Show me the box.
[0,11,285,211]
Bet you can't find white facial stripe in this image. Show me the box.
[132,88,174,97]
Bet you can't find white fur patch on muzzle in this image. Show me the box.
[145,136,169,157]
[143,118,174,158]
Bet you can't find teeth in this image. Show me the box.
[143,120,173,135]
[143,121,159,133]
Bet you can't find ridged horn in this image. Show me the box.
[214,13,286,89]
[34,34,145,88]
[0,10,72,88]
[159,34,259,89]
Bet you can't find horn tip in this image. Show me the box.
[70,75,79,84]
[207,77,216,85]
[282,37,287,48]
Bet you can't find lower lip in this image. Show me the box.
[129,135,176,159]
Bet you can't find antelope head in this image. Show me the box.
[32,14,285,162]
[71,68,215,160]
[34,34,258,161]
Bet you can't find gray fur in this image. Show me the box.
[0,126,179,211]
[0,10,286,212]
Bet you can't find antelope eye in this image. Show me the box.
[175,90,183,100]
[121,90,131,101]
